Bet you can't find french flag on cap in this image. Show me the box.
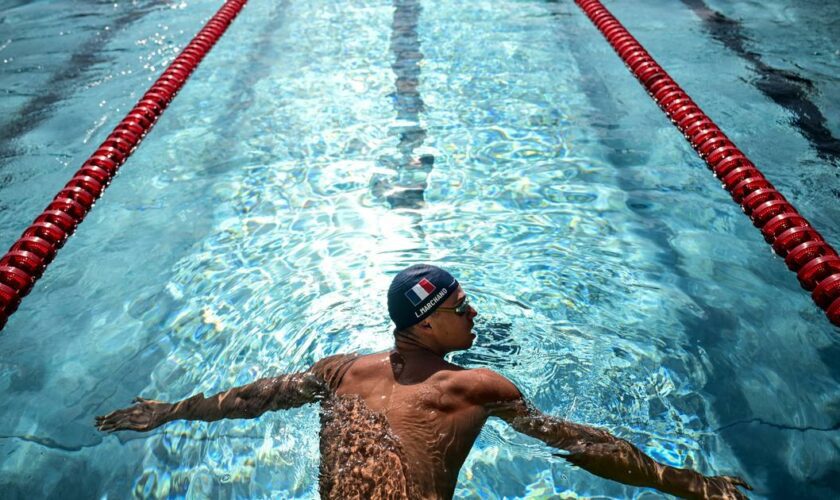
[405,278,436,306]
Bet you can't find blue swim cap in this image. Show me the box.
[388,264,459,330]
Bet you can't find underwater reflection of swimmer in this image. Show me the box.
[96,264,751,499]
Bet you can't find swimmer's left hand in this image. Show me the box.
[95,397,173,433]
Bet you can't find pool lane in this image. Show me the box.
[569,0,840,497]
[0,0,306,496]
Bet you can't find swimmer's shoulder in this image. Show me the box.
[312,351,392,390]
[442,367,522,406]
[309,352,365,391]
[340,352,393,381]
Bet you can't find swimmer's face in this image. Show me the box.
[423,286,477,353]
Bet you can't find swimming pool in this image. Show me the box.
[1,0,838,497]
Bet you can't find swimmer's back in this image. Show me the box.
[332,351,470,412]
[320,351,507,499]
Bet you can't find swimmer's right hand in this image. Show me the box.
[95,397,173,433]
[701,475,752,499]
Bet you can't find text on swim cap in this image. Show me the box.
[415,287,448,318]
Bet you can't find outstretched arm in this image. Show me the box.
[96,354,357,432]
[470,369,751,499]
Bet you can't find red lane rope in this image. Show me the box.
[574,0,840,327]
[0,0,249,330]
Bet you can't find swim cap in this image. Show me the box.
[388,264,459,330]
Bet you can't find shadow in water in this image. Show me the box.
[451,321,521,369]
[681,0,840,167]
[0,0,160,162]
[679,304,840,499]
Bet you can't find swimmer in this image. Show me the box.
[96,264,752,499]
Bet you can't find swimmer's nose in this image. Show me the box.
[468,305,477,319]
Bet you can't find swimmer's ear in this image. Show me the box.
[404,320,433,339]
[416,319,433,331]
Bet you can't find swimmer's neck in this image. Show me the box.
[393,334,449,359]
[390,340,455,382]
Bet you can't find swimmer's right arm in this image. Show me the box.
[471,369,752,500]
[95,354,356,433]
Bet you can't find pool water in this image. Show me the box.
[1,0,839,498]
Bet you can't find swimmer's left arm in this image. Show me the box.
[472,369,752,499]
[95,354,358,433]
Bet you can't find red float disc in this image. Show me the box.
[0,266,34,296]
[0,250,45,278]
[785,241,836,271]
[34,210,77,233]
[22,222,67,247]
[743,189,785,216]
[771,227,820,256]
[730,178,771,204]
[752,200,794,227]
[760,213,808,241]
[66,175,104,197]
[829,297,840,326]
[798,256,840,291]
[813,275,840,309]
[723,166,762,190]
[0,282,21,316]
[11,236,56,262]
[47,197,88,220]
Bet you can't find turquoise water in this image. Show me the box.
[0,0,838,497]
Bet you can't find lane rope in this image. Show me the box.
[0,0,249,330]
[574,0,840,327]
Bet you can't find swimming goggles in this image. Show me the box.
[437,297,471,316]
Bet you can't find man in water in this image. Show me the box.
[96,264,751,499]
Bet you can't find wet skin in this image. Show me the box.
[96,287,751,499]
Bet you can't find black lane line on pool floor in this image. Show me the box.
[0,0,159,163]
[681,0,840,167]
[715,417,840,434]
[0,430,271,453]
[374,0,433,209]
